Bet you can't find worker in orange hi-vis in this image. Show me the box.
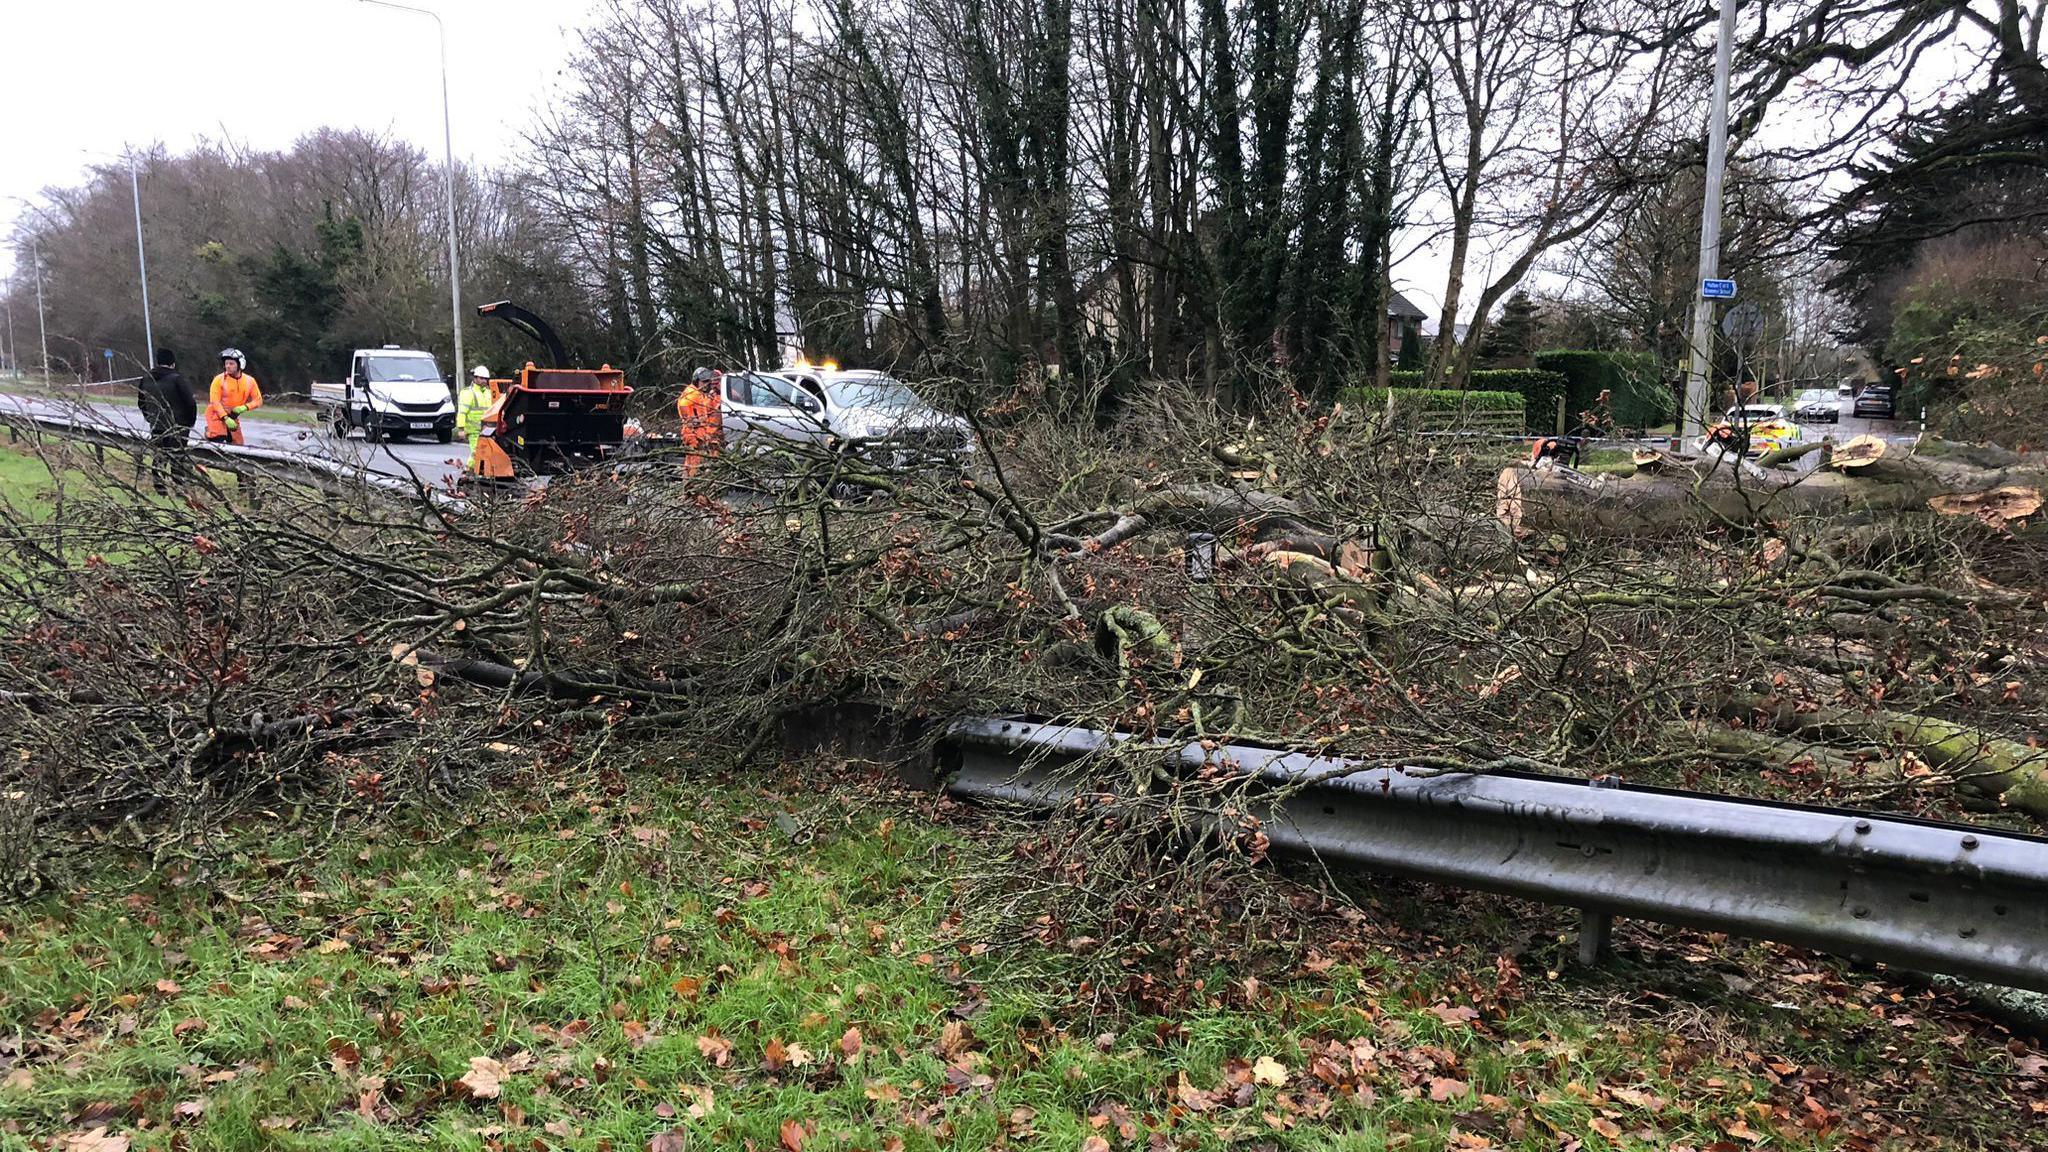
[676,367,722,477]
[203,348,263,445]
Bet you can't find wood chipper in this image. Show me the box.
[469,301,634,477]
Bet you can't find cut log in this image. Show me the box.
[1722,693,2048,823]
[1498,450,2048,536]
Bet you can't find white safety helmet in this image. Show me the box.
[219,347,245,368]
[471,365,491,379]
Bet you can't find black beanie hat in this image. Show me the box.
[154,347,175,367]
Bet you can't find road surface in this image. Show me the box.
[0,392,472,491]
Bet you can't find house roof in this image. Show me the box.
[1387,290,1428,321]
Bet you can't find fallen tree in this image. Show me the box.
[3,387,2045,914]
[1498,437,2048,536]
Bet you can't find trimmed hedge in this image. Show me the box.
[1534,350,1668,429]
[1384,369,1568,430]
[1341,387,1524,412]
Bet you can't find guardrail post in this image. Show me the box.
[1576,774,1622,966]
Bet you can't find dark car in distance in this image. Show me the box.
[1853,384,1898,420]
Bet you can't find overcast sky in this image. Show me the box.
[6,1,1914,327]
[0,0,593,280]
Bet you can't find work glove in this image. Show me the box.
[223,416,240,431]
[231,404,250,415]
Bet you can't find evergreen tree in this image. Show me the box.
[1478,290,1539,368]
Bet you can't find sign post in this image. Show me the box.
[102,347,115,382]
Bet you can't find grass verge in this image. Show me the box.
[2,757,2042,1151]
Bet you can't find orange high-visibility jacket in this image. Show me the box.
[677,383,721,446]
[204,372,264,444]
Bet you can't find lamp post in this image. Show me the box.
[128,154,154,362]
[33,239,48,379]
[1681,0,1740,438]
[76,148,156,371]
[359,0,463,389]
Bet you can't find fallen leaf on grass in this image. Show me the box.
[648,1131,687,1152]
[864,1081,901,1105]
[58,1130,128,1152]
[1428,1003,1480,1026]
[1080,1139,1111,1152]
[458,1055,507,1100]
[1723,1119,1767,1143]
[696,1031,733,1067]
[1251,1056,1288,1087]
[1429,1077,1470,1102]
[1589,1117,1622,1140]
[841,1026,863,1057]
[154,979,182,996]
[171,1017,207,1038]
[4,1068,32,1091]
[172,1099,207,1121]
[681,1083,716,1118]
[779,1118,809,1151]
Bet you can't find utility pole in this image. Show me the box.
[1681,0,1739,438]
[5,281,15,378]
[129,154,154,360]
[359,0,463,390]
[33,239,49,379]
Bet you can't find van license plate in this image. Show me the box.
[410,422,433,430]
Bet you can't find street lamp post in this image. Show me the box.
[32,239,49,378]
[129,154,154,361]
[359,0,464,389]
[1681,0,1740,438]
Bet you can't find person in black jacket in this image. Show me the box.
[138,347,197,492]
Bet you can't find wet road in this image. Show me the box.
[0,392,472,491]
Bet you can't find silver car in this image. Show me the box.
[730,366,971,466]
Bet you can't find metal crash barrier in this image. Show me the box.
[940,718,2048,993]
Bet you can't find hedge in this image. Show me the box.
[1383,369,1568,430]
[1341,387,1525,413]
[1534,350,1669,429]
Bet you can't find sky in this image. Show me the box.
[0,0,594,280]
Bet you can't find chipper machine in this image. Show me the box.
[469,301,634,478]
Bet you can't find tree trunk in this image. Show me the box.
[1496,456,2048,536]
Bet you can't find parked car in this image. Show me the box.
[717,370,834,450]
[1707,404,1803,457]
[771,366,973,465]
[1853,384,1898,419]
[1793,388,1841,423]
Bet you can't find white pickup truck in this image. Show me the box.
[311,346,457,443]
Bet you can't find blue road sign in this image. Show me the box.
[102,348,115,361]
[1701,278,1737,299]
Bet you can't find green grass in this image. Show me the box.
[2,759,2039,1151]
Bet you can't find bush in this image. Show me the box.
[1534,350,1669,430]
[1382,369,1568,430]
[1353,387,1524,412]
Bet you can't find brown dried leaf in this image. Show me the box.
[458,1055,506,1100]
[696,1031,733,1067]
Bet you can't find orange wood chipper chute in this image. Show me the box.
[471,301,634,478]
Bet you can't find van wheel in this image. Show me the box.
[436,428,454,445]
[365,424,384,443]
